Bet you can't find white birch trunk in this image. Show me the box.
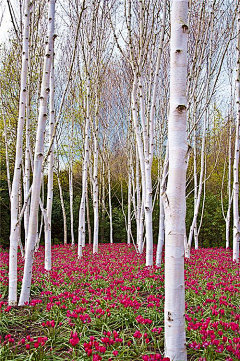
[186,112,207,258]
[156,198,164,267]
[78,76,90,257]
[8,0,30,305]
[108,165,113,244]
[226,121,232,249]
[135,148,142,252]
[92,122,99,254]
[44,57,55,271]
[127,166,131,245]
[86,182,92,244]
[163,0,188,358]
[233,3,240,263]
[156,148,168,267]
[69,117,75,245]
[145,165,153,265]
[18,178,23,257]
[101,158,105,244]
[19,0,55,306]
[24,91,30,249]
[82,197,86,248]
[57,172,67,245]
[193,127,198,249]
[131,73,147,256]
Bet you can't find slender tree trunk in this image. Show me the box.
[18,178,23,257]
[233,3,240,263]
[127,164,131,245]
[57,172,67,245]
[82,197,86,248]
[101,159,105,243]
[8,0,30,305]
[24,91,31,249]
[19,0,55,306]
[156,199,164,267]
[78,75,90,257]
[226,121,232,249]
[156,147,168,267]
[135,148,143,252]
[145,164,153,265]
[92,119,99,254]
[163,0,188,358]
[193,127,198,249]
[186,111,207,257]
[86,182,92,244]
[44,57,55,271]
[69,117,75,245]
[108,165,113,244]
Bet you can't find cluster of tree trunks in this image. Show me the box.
[1,0,239,360]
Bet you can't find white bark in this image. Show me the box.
[163,0,188,359]
[69,117,75,245]
[193,127,198,249]
[108,165,113,244]
[18,178,24,257]
[92,114,99,254]
[226,121,232,249]
[78,76,90,257]
[86,182,92,244]
[156,198,164,267]
[57,171,67,245]
[135,148,143,252]
[101,159,105,244]
[24,91,30,249]
[8,0,30,305]
[44,57,55,271]
[19,0,55,306]
[131,72,147,255]
[156,147,168,267]
[82,196,86,248]
[186,111,207,257]
[233,3,240,263]
[127,164,131,245]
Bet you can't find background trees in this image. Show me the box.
[0,0,238,250]
[0,0,239,320]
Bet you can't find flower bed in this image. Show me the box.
[0,245,239,360]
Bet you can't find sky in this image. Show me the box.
[0,0,13,42]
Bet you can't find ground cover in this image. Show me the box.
[0,245,239,360]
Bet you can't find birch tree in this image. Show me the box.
[19,0,55,306]
[8,0,30,306]
[44,56,55,271]
[163,0,188,358]
[78,2,95,257]
[69,114,75,245]
[233,1,240,263]
[156,145,168,267]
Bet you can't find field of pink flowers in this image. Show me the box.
[0,244,239,360]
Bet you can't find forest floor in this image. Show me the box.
[0,244,239,361]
